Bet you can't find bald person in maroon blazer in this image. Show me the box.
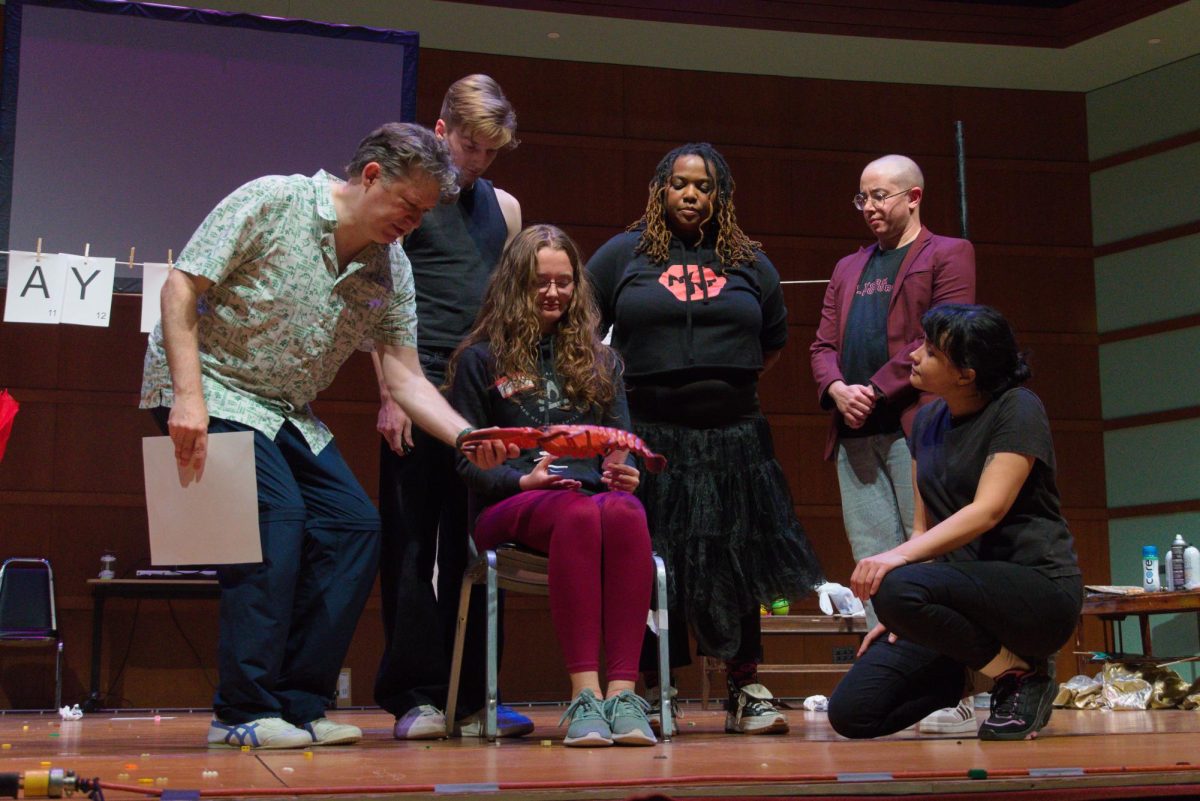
[811,155,975,605]
[810,153,976,733]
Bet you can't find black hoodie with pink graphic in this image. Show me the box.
[586,230,788,383]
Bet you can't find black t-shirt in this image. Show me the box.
[908,387,1080,578]
[403,178,507,351]
[838,243,909,438]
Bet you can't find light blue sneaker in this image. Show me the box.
[603,690,656,746]
[558,688,612,747]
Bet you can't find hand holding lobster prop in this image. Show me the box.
[459,424,667,473]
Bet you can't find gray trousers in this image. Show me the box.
[835,431,914,629]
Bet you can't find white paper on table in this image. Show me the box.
[140,263,170,333]
[143,432,262,565]
[59,253,115,327]
[3,250,68,324]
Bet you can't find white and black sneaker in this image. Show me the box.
[646,683,682,736]
[725,682,789,735]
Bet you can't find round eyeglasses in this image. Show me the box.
[853,188,911,211]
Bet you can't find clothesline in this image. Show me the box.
[0,249,828,282]
[0,242,172,269]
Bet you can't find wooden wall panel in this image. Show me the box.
[0,45,1103,709]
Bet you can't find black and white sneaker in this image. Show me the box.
[646,683,681,736]
[725,682,789,735]
[978,666,1055,741]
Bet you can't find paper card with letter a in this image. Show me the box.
[3,250,68,324]
[59,253,115,327]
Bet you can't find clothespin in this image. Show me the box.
[127,247,136,271]
[35,237,43,264]
[167,249,174,271]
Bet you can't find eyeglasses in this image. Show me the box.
[853,188,911,211]
[535,278,574,294]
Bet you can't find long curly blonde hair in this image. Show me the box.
[447,224,619,411]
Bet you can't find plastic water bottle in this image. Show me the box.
[1169,535,1187,591]
[1142,545,1160,592]
[1185,543,1200,591]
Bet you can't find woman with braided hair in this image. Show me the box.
[587,143,824,735]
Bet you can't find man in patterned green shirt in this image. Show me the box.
[141,123,513,750]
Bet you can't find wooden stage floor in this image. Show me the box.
[2,702,1198,800]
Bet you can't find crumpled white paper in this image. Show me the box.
[803,694,829,711]
[815,582,865,616]
[58,704,83,721]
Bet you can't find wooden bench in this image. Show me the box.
[700,613,868,708]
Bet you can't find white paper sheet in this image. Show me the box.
[59,253,115,327]
[143,432,262,565]
[139,263,170,333]
[3,250,68,324]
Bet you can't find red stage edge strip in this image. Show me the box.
[93,762,1199,798]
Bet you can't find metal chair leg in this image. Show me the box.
[485,552,499,742]
[652,554,673,740]
[55,640,63,711]
[444,562,479,738]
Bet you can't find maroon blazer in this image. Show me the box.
[810,227,976,460]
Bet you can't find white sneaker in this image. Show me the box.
[725,683,789,735]
[393,704,446,740]
[207,717,311,749]
[918,699,977,734]
[453,704,535,738]
[303,717,361,745]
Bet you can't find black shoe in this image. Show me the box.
[978,666,1055,741]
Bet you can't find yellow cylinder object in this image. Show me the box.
[24,769,50,797]
[759,604,770,616]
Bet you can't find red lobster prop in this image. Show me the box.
[460,425,667,473]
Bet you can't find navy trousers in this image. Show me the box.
[152,410,380,725]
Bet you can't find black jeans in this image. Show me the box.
[828,560,1082,739]
[373,351,492,718]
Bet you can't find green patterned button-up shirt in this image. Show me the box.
[141,171,417,453]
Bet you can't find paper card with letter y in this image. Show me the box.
[59,253,115,327]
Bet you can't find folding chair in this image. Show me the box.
[0,558,64,709]
[445,544,673,741]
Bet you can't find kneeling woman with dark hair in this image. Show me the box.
[446,224,657,748]
[827,304,1082,741]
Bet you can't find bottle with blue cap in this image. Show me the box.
[1142,545,1160,592]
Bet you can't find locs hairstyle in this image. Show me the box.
[630,142,761,270]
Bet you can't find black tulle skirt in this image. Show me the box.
[633,416,825,659]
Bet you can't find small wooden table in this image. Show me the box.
[84,578,220,711]
[1074,588,1200,675]
[700,614,868,708]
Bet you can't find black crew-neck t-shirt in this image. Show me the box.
[908,387,1080,578]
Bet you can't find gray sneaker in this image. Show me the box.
[558,688,613,747]
[604,690,657,746]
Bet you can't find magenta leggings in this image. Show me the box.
[473,490,653,681]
